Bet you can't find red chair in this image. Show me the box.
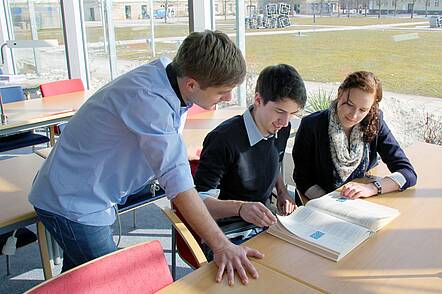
[161,205,208,280]
[39,79,85,134]
[39,78,84,97]
[161,154,208,279]
[25,240,173,294]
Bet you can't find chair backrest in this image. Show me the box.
[0,86,24,103]
[26,240,173,294]
[40,78,84,97]
[162,206,207,269]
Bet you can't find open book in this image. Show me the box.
[267,191,399,261]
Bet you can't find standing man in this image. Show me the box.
[29,31,262,286]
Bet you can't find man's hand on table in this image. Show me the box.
[212,240,264,286]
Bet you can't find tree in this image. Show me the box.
[224,0,228,20]
[376,0,382,18]
[410,0,416,18]
[425,0,431,17]
[363,0,369,16]
[164,0,168,23]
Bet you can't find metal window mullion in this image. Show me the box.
[61,0,88,83]
[210,0,216,30]
[235,0,246,107]
[28,0,40,75]
[1,0,17,74]
[103,0,117,80]
[149,0,155,57]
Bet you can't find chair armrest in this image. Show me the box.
[161,207,207,267]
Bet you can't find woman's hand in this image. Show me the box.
[276,192,297,216]
[340,182,378,199]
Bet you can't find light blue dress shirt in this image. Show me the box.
[29,58,195,226]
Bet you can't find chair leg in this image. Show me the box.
[52,236,62,265]
[6,255,11,276]
[49,126,56,146]
[36,221,53,280]
[171,226,177,280]
[46,127,50,147]
[132,210,136,228]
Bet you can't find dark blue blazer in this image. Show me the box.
[292,109,417,195]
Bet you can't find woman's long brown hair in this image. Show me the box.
[334,71,382,143]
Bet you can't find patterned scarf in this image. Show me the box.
[328,107,368,187]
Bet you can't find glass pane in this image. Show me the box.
[215,1,241,107]
[83,0,112,90]
[244,5,442,146]
[84,0,189,91]
[6,0,68,81]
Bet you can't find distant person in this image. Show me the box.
[29,30,262,286]
[194,64,307,259]
[292,71,417,200]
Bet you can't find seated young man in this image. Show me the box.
[193,64,307,259]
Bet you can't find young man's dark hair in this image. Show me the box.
[255,64,307,108]
[172,30,246,89]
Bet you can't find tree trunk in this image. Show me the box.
[224,0,227,20]
[164,0,168,23]
[378,0,381,18]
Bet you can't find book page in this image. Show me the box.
[275,206,370,259]
[306,191,399,231]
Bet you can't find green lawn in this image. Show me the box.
[245,30,442,98]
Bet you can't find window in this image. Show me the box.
[435,0,440,6]
[89,8,95,21]
[3,0,68,80]
[242,2,442,147]
[83,0,189,91]
[141,5,149,19]
[125,5,131,20]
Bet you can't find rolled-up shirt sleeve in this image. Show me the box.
[120,93,194,200]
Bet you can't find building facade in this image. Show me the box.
[83,1,261,21]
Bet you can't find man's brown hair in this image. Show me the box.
[172,30,246,89]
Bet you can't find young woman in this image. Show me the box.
[292,71,417,200]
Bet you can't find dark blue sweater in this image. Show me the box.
[292,109,417,195]
[194,115,290,204]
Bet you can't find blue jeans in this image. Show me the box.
[35,207,117,272]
